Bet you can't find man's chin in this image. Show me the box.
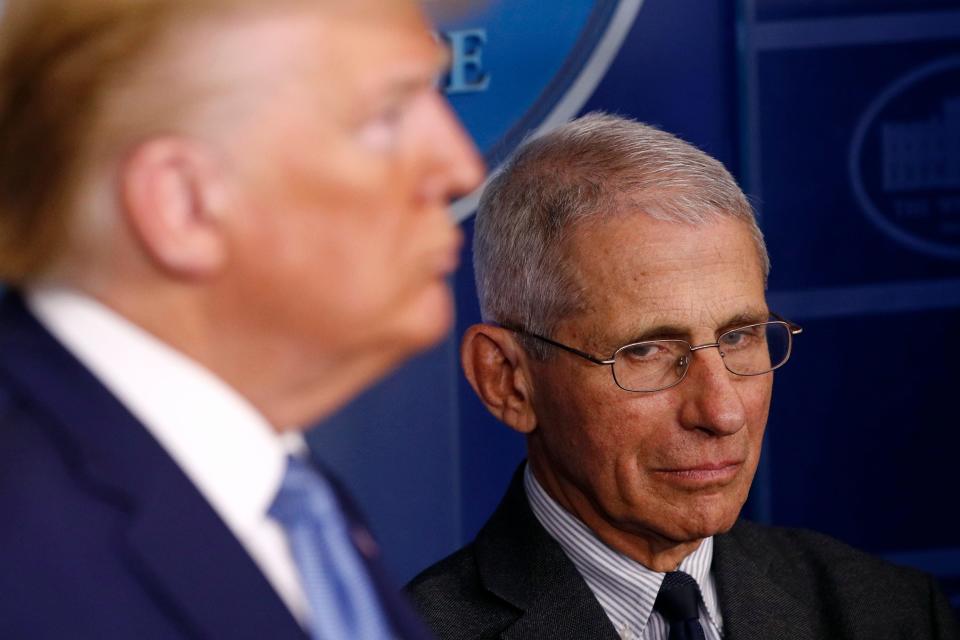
[677,506,742,541]
[398,283,455,349]
[658,477,751,534]
[411,281,454,338]
[650,494,746,543]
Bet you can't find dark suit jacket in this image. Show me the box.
[407,465,959,640]
[0,292,431,639]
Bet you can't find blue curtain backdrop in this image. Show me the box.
[308,0,960,611]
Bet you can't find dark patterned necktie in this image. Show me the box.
[653,571,707,640]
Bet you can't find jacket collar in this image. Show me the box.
[474,464,620,640]
[0,292,308,639]
[472,462,820,640]
[713,521,817,640]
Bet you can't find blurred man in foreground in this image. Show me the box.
[0,0,482,637]
[408,114,958,639]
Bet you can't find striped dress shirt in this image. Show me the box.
[524,465,724,640]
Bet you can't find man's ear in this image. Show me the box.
[118,137,230,279]
[461,324,538,434]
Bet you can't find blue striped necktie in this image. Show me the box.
[269,455,393,640]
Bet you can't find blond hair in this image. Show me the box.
[0,0,319,284]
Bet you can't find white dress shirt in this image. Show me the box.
[525,465,724,640]
[26,286,311,626]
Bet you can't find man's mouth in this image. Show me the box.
[652,460,744,486]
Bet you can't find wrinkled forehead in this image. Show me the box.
[561,214,769,346]
[167,0,437,65]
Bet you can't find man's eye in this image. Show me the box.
[376,103,405,127]
[356,106,404,150]
[621,343,665,361]
[721,328,758,349]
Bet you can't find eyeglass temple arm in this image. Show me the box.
[503,327,613,366]
[770,311,803,335]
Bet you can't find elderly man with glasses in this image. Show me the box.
[407,113,958,640]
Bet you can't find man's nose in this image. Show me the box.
[677,346,747,436]
[419,92,485,201]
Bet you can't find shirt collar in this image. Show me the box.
[524,464,723,636]
[26,285,306,537]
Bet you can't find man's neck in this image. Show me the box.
[52,278,395,431]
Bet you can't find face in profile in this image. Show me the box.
[219,2,484,369]
[526,213,772,554]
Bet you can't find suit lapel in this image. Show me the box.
[123,478,308,639]
[713,522,817,640]
[474,466,620,640]
[472,467,820,640]
[499,578,619,640]
[0,293,307,639]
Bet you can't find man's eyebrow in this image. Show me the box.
[621,324,691,344]
[371,73,435,117]
[718,309,771,331]
[384,77,430,100]
[617,310,771,345]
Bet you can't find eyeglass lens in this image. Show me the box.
[611,322,792,392]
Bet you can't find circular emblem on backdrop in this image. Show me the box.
[436,0,645,220]
[849,56,960,259]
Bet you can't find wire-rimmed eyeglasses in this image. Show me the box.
[509,314,803,393]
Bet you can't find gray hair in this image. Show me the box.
[473,112,770,359]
